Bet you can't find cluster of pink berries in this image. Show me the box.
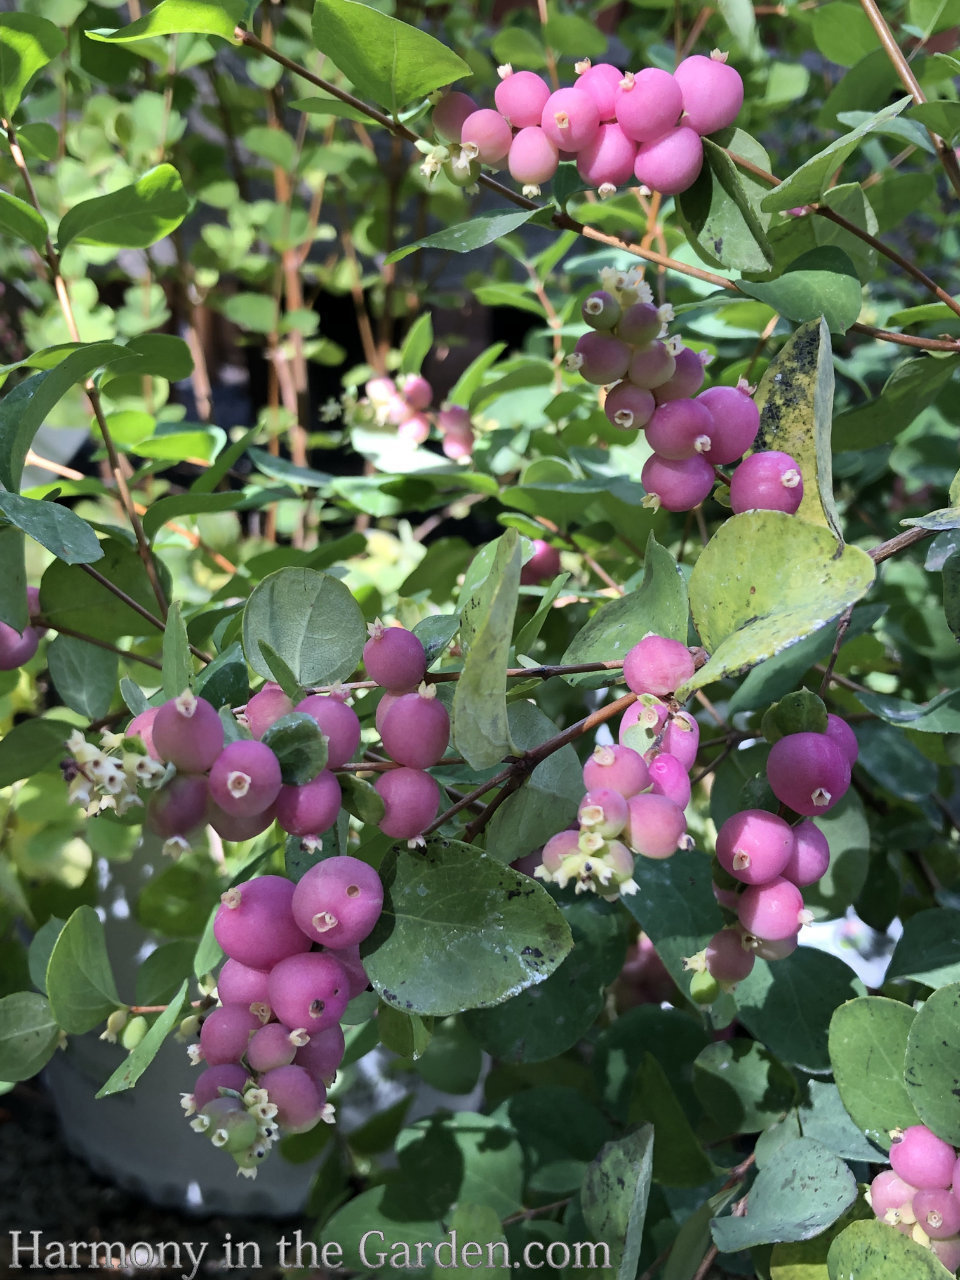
[430,51,743,199]
[363,373,474,460]
[867,1124,960,1271]
[535,633,698,897]
[686,699,859,1002]
[0,586,45,671]
[570,269,805,515]
[181,858,381,1176]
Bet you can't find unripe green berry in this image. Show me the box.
[689,969,720,1005]
[120,1014,148,1051]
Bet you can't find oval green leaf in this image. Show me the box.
[828,996,919,1148]
[46,906,122,1035]
[904,982,960,1145]
[242,566,366,687]
[87,0,244,43]
[57,164,190,251]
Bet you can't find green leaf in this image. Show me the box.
[87,0,244,42]
[0,526,27,631]
[833,355,959,452]
[0,991,59,1081]
[377,1002,432,1060]
[827,1218,957,1280]
[712,1138,857,1250]
[0,491,103,565]
[886,909,960,988]
[46,635,117,720]
[256,642,303,704]
[694,1039,798,1135]
[453,530,520,769]
[40,538,171,641]
[903,982,960,1145]
[399,312,433,376]
[46,905,122,1035]
[338,772,385,825]
[242,567,366,687]
[261,712,329,785]
[57,164,190,251]
[290,94,375,123]
[797,1080,887,1165]
[761,97,912,211]
[141,491,247,542]
[386,209,540,265]
[811,1,878,65]
[0,14,66,120]
[677,137,774,273]
[630,1053,714,1187]
[828,996,919,1148]
[0,190,48,253]
[0,717,73,788]
[593,1005,710,1126]
[909,100,960,144]
[363,837,573,1017]
[429,1203,509,1278]
[161,600,192,700]
[739,247,862,334]
[752,317,841,539]
[680,512,875,698]
[561,531,688,684]
[96,980,189,1097]
[581,1126,653,1280]
[665,1188,743,1280]
[311,0,471,112]
[99,333,195,384]
[622,848,723,992]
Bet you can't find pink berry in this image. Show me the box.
[654,347,708,403]
[217,958,270,1009]
[624,793,686,859]
[647,753,691,809]
[461,108,513,163]
[627,341,676,389]
[440,420,474,460]
[268,951,350,1035]
[275,770,342,838]
[126,706,161,760]
[324,943,369,1000]
[380,687,450,769]
[193,1063,251,1110]
[914,1188,960,1239]
[146,773,210,841]
[658,711,700,771]
[573,331,632,385]
[737,877,805,941]
[363,622,427,692]
[200,1005,261,1066]
[730,450,804,514]
[603,381,655,431]
[634,126,704,196]
[520,539,562,584]
[209,740,282,817]
[615,68,684,143]
[623,634,695,697]
[375,767,439,840]
[437,404,471,435]
[152,691,224,773]
[25,586,46,635]
[0,618,39,670]
[705,927,755,984]
[868,1169,918,1223]
[575,62,623,121]
[696,384,760,464]
[890,1125,957,1190]
[244,683,295,739]
[433,91,478,142]
[365,376,396,406]
[399,373,431,411]
[645,397,715,460]
[246,1022,300,1073]
[295,1022,346,1086]
[376,687,415,736]
[752,931,800,961]
[641,452,715,511]
[782,819,830,887]
[540,829,581,877]
[825,713,859,766]
[577,122,637,192]
[618,695,669,753]
[293,694,361,768]
[582,743,650,797]
[508,126,560,190]
[617,301,662,348]
[291,854,383,949]
[766,732,851,816]
[213,875,311,970]
[382,392,413,425]
[258,1064,325,1134]
[495,69,551,128]
[716,809,796,886]
[931,1237,960,1271]
[398,412,431,446]
[207,801,277,843]
[674,53,744,136]
[540,87,600,152]
[579,787,629,838]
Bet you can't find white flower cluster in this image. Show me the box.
[64,728,169,817]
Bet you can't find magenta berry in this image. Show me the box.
[146,773,209,841]
[293,694,361,768]
[623,634,695,697]
[126,706,161,760]
[869,1169,918,1224]
[576,122,637,192]
[931,1237,960,1271]
[615,68,684,143]
[782,819,830,887]
[624,793,687,859]
[295,1022,347,1086]
[258,1064,325,1134]
[696,384,760,464]
[766,732,851,816]
[152,691,225,773]
[375,767,439,840]
[0,617,39,670]
[495,69,551,128]
[582,290,622,331]
[217,958,270,1009]
[572,331,632,385]
[647,753,692,809]
[193,1063,251,1111]
[207,801,276,843]
[520,539,562,584]
[582,743,650,797]
[641,452,715,511]
[246,1022,302,1073]
[325,943,369,1000]
[275,770,342,839]
[267,951,350,1035]
[575,61,622,120]
[730,450,804,515]
[890,1125,957,1190]
[825,713,858,766]
[716,809,796,885]
[461,108,513,163]
[704,927,755,984]
[244,683,295,739]
[432,90,478,142]
[578,787,629,838]
[209,740,282,817]
[654,347,708,404]
[627,341,676,389]
[200,1005,261,1066]
[291,854,384,949]
[380,686,450,769]
[645,397,715,460]
[617,301,662,348]
[363,621,427,691]
[540,87,600,152]
[658,711,700,771]
[634,126,704,196]
[603,381,655,431]
[913,1188,960,1239]
[737,877,806,942]
[213,875,310,970]
[508,126,559,192]
[753,932,800,961]
[674,53,744,136]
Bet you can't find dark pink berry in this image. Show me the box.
[152,691,224,773]
[641,452,715,511]
[617,301,662,348]
[433,91,478,142]
[375,767,439,840]
[193,1063,251,1110]
[295,1022,346,1086]
[766,732,851,816]
[495,69,551,128]
[576,122,637,192]
[218,958,271,1009]
[737,877,806,941]
[696,384,760,464]
[890,1125,957,1190]
[145,773,209,841]
[126,706,161,760]
[0,618,39,670]
[293,694,361,768]
[275,771,341,838]
[782,819,830,887]
[258,1064,325,1134]
[244,683,295,739]
[582,743,650,797]
[380,687,449,769]
[825,713,858,766]
[615,68,683,143]
[913,1188,960,1239]
[363,622,427,692]
[624,793,686,859]
[213,875,310,970]
[730,451,804,515]
[623,634,695,697]
[291,854,383,949]
[520,539,562,584]
[324,943,369,999]
[716,809,795,885]
[575,62,623,120]
[627,341,676,389]
[200,1005,261,1066]
[267,951,350,1035]
[634,126,704,196]
[540,87,600,152]
[648,753,691,809]
[209,740,282,817]
[654,347,708,403]
[645,397,715,460]
[572,331,632,385]
[705,927,755,984]
[246,1022,300,1073]
[207,801,276,843]
[461,108,513,163]
[674,54,744,136]
[603,381,655,431]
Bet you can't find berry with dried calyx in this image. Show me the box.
[275,770,342,839]
[244,683,295,740]
[540,86,601,152]
[495,67,551,128]
[379,684,450,770]
[645,397,715,460]
[623,633,695,697]
[291,854,384,949]
[152,690,224,774]
[363,620,427,692]
[460,108,513,164]
[674,52,744,136]
[695,383,759,464]
[730,450,804,515]
[766,732,851,816]
[375,766,440,840]
[213,875,310,970]
[716,809,795,885]
[208,740,283,817]
[641,452,715,512]
[634,125,704,196]
[267,952,350,1035]
[615,68,684,143]
[603,381,655,432]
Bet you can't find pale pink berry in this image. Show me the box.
[375,767,439,840]
[461,108,513,163]
[495,69,551,128]
[437,404,471,435]
[209,740,282,817]
[782,819,830,887]
[146,773,210,840]
[440,419,474,460]
[582,743,650,797]
[618,695,669,752]
[383,392,413,425]
[433,91,478,142]
[642,452,715,511]
[627,341,676,389]
[267,951,350,1035]
[294,694,361,768]
[603,381,655,431]
[634,126,704,196]
[913,1188,960,1239]
[193,1064,251,1110]
[752,931,800,961]
[508,126,560,191]
[654,348,708,404]
[674,53,744,136]
[705,927,755,984]
[217,958,270,1009]
[295,1023,346,1086]
[868,1169,918,1224]
[645,397,715,460]
[540,829,581,876]
[696,384,760,464]
[275,771,342,838]
[363,622,427,692]
[540,87,600,152]
[730,451,804,515]
[126,706,161,760]
[617,301,662,348]
[624,793,686,858]
[647,753,691,809]
[397,412,431,446]
[246,1022,299,1073]
[258,1064,325,1134]
[766,732,851,816]
[244,683,295,739]
[520,539,562,584]
[577,122,637,191]
[890,1125,957,1190]
[623,634,695,697]
[213,875,310,970]
[200,1005,261,1066]
[716,809,795,886]
[737,877,805,941]
[152,691,224,773]
[399,373,432,411]
[575,62,623,120]
[931,1236,960,1271]
[291,854,384,949]
[615,68,684,143]
[658,711,700,771]
[825,713,859,766]
[581,290,622,331]
[365,376,396,406]
[572,331,632,385]
[207,801,276,842]
[579,787,630,838]
[380,687,450,769]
